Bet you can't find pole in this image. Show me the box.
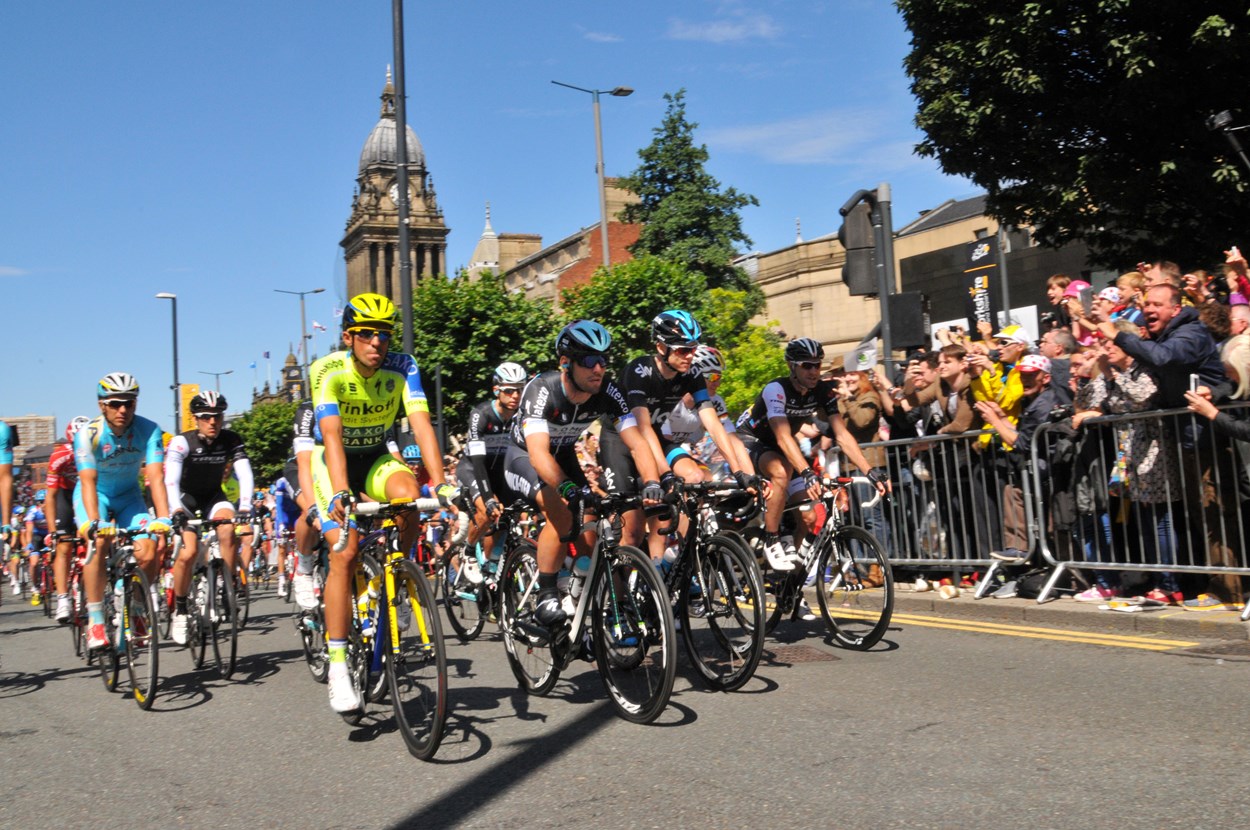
[874,183,896,379]
[298,292,310,388]
[170,298,180,430]
[592,90,611,269]
[997,225,1013,329]
[392,0,414,357]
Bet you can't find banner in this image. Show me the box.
[179,383,200,433]
[963,239,1000,335]
[842,344,878,373]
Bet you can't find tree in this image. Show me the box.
[231,400,298,484]
[560,255,710,362]
[719,323,787,416]
[700,286,766,351]
[618,90,760,289]
[406,270,560,435]
[899,1,1250,267]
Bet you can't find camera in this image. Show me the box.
[1207,110,1235,132]
[1047,405,1074,423]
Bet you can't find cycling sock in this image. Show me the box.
[297,553,315,575]
[88,602,105,626]
[537,571,558,594]
[57,593,68,602]
[175,596,188,615]
[328,638,347,663]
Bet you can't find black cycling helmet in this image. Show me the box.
[190,390,228,415]
[784,337,824,364]
[651,310,702,347]
[555,320,612,357]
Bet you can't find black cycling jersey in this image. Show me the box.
[735,376,838,448]
[292,402,317,455]
[509,370,635,461]
[165,429,254,514]
[605,355,711,433]
[460,398,513,501]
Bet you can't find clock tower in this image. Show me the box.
[341,70,450,304]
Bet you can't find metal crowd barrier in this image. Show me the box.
[1028,403,1250,619]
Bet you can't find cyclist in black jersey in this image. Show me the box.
[164,390,255,644]
[599,310,756,560]
[504,320,662,626]
[289,401,323,609]
[455,361,526,558]
[736,338,888,571]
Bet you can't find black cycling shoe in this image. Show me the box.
[534,595,568,627]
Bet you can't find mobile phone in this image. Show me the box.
[1190,373,1200,394]
[1078,286,1094,317]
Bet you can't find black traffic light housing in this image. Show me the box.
[838,201,877,296]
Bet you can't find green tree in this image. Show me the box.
[618,90,760,289]
[560,255,710,362]
[700,286,766,351]
[718,323,786,416]
[231,400,298,484]
[406,270,560,434]
[899,1,1250,266]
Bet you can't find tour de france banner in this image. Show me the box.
[963,239,1000,334]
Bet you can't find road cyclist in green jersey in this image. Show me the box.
[311,292,455,715]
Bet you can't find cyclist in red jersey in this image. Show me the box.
[46,417,90,621]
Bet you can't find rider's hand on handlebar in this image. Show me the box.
[867,467,891,496]
[485,497,502,521]
[800,468,822,501]
[328,490,352,525]
[641,479,664,506]
[733,470,759,495]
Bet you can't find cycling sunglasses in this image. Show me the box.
[101,398,137,410]
[791,361,822,371]
[350,328,393,343]
[572,355,608,369]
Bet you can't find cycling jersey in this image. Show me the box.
[663,394,733,444]
[508,370,635,459]
[616,355,711,429]
[25,507,47,534]
[310,350,428,454]
[736,377,838,449]
[459,398,513,501]
[45,442,79,492]
[164,429,254,513]
[292,401,318,455]
[74,415,164,498]
[0,421,12,465]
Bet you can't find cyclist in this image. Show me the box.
[312,292,453,714]
[271,473,299,596]
[454,361,526,564]
[663,345,754,476]
[22,490,49,604]
[736,338,888,571]
[0,420,12,564]
[600,310,755,561]
[164,390,254,646]
[289,401,323,610]
[74,373,171,651]
[47,416,90,621]
[503,320,662,626]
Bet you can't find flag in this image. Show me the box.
[333,306,343,318]
[843,344,877,373]
[263,351,270,359]
[312,320,327,332]
[248,361,257,370]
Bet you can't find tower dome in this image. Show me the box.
[358,68,425,173]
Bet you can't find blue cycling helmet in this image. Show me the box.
[651,310,702,347]
[555,320,612,357]
[34,489,46,502]
[401,444,422,461]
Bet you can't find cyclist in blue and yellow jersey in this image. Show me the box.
[0,420,14,554]
[311,293,453,714]
[74,373,171,650]
[21,490,49,604]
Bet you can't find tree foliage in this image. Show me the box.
[700,286,766,351]
[231,400,298,484]
[718,323,786,416]
[899,0,1250,266]
[618,90,759,290]
[405,270,560,434]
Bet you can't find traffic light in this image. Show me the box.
[838,201,876,295]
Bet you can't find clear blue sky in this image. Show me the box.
[1,0,970,429]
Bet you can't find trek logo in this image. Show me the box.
[341,401,392,417]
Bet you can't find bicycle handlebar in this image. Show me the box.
[331,498,443,552]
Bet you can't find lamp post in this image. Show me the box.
[155,293,179,430]
[551,80,633,268]
[199,369,233,394]
[274,287,325,387]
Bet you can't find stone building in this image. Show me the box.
[251,349,306,406]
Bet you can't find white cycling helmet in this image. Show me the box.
[493,361,527,387]
[692,345,725,377]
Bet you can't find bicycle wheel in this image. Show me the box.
[592,544,676,724]
[680,535,765,692]
[157,572,173,641]
[360,552,389,704]
[39,560,53,617]
[188,571,209,669]
[98,578,120,692]
[209,563,239,679]
[69,571,86,657]
[440,555,487,642]
[124,570,159,710]
[299,604,329,683]
[499,541,560,695]
[385,558,447,760]
[234,566,251,630]
[816,525,894,650]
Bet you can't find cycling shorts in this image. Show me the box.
[72,485,151,534]
[181,490,234,520]
[455,460,510,507]
[310,447,411,523]
[273,492,301,532]
[502,444,583,508]
[53,489,75,537]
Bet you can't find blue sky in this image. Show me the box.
[1,0,971,430]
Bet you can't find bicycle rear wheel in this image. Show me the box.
[439,557,487,642]
[210,564,239,679]
[188,571,208,669]
[39,561,53,617]
[499,541,559,695]
[157,570,173,640]
[816,525,893,650]
[680,535,765,692]
[385,558,447,760]
[124,570,159,710]
[593,544,676,724]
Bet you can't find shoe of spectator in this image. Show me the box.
[990,548,1029,563]
[913,577,933,593]
[1074,585,1118,603]
[1144,589,1182,605]
[991,580,1018,599]
[1181,593,1225,611]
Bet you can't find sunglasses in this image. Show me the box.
[572,355,608,369]
[195,412,223,420]
[792,361,822,371]
[350,328,393,343]
[497,385,523,394]
[667,345,698,356]
[101,398,136,410]
[703,373,722,384]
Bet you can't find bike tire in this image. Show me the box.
[299,605,329,683]
[816,525,894,650]
[498,540,560,695]
[98,578,121,693]
[210,563,239,679]
[360,552,389,704]
[385,558,447,760]
[592,544,676,724]
[439,557,487,642]
[188,571,208,669]
[69,572,86,658]
[679,535,765,692]
[234,566,251,630]
[39,561,53,617]
[124,569,160,710]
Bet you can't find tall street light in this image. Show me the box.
[199,369,233,394]
[551,80,633,268]
[275,287,325,387]
[155,293,179,430]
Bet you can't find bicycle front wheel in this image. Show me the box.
[210,564,239,679]
[384,559,447,760]
[680,535,765,692]
[498,541,559,695]
[124,570,159,710]
[98,576,121,692]
[188,572,209,669]
[593,544,676,724]
[69,571,86,658]
[816,525,893,650]
[439,557,487,642]
[234,566,252,629]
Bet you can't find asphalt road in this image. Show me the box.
[2,584,1248,830]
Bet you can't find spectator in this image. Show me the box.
[1038,328,1077,402]
[839,366,891,554]
[1142,260,1183,289]
[1229,304,1250,337]
[1199,301,1232,344]
[1044,273,1074,330]
[1183,270,1216,306]
[1115,271,1147,326]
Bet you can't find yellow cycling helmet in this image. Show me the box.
[342,292,397,331]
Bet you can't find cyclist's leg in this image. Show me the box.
[596,427,644,547]
[210,500,238,572]
[114,492,157,581]
[365,455,420,549]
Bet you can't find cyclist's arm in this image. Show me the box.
[407,410,445,488]
[698,404,744,474]
[618,423,660,485]
[829,412,889,493]
[44,488,56,534]
[146,461,171,518]
[630,405,671,476]
[295,450,315,512]
[464,408,494,501]
[164,435,188,515]
[319,414,350,498]
[79,468,102,524]
[233,457,255,512]
[0,463,10,537]
[524,430,567,492]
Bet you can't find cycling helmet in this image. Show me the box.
[784,337,825,364]
[555,320,612,357]
[493,361,527,387]
[651,310,702,347]
[65,416,90,442]
[401,444,422,461]
[342,292,397,331]
[692,345,725,376]
[97,372,139,398]
[190,390,227,415]
[34,489,46,502]
[12,506,23,516]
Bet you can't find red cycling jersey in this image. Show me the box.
[45,442,78,491]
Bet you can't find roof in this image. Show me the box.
[359,117,425,174]
[896,193,988,237]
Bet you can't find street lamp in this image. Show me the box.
[275,287,325,386]
[551,80,633,268]
[199,369,233,394]
[155,293,179,430]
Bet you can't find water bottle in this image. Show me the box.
[569,555,590,599]
[658,544,678,578]
[358,578,379,637]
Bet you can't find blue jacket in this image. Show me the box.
[1112,306,1227,409]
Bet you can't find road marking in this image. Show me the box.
[884,611,1199,651]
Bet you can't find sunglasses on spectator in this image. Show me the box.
[791,361,822,371]
[572,355,608,369]
[350,328,393,343]
[101,398,136,410]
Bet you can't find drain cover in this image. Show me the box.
[764,644,840,664]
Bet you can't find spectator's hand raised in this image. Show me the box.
[976,319,994,341]
[974,400,1005,422]
[1225,246,1248,274]
[1185,389,1219,421]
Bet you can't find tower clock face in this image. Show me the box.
[388,182,410,207]
[284,366,301,381]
